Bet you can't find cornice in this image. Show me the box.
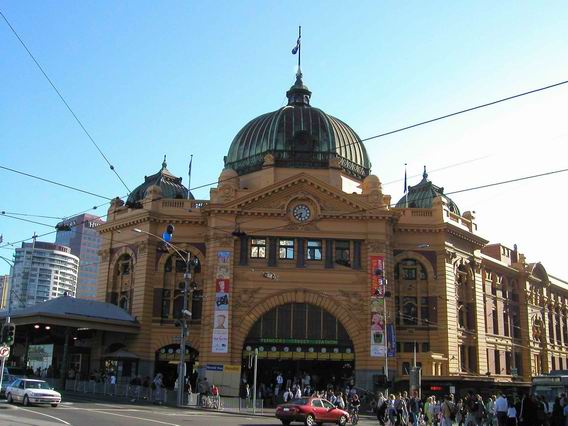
[445,222,489,246]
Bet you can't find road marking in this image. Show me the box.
[14,406,71,425]
[68,408,181,425]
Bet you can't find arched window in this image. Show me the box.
[110,254,133,313]
[154,252,202,321]
[455,264,474,331]
[394,258,435,327]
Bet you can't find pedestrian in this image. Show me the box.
[441,394,455,426]
[496,392,508,426]
[507,398,517,426]
[152,373,164,404]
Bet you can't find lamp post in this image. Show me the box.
[133,227,198,407]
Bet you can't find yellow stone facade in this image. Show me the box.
[94,75,568,395]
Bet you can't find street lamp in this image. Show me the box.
[132,227,199,407]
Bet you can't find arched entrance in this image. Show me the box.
[155,344,199,389]
[242,303,355,396]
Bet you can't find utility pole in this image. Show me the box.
[133,226,197,407]
[252,348,258,413]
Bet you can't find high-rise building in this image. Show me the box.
[55,214,105,299]
[10,241,79,307]
[0,275,9,310]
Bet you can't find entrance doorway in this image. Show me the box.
[155,344,198,389]
[242,303,355,397]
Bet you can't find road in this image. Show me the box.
[0,395,377,426]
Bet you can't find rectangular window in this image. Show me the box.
[402,362,411,375]
[402,268,417,280]
[422,342,430,352]
[334,240,351,267]
[250,239,267,259]
[306,240,322,261]
[420,297,429,325]
[495,350,501,374]
[278,239,295,260]
[403,342,415,353]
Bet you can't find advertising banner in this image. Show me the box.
[387,323,396,357]
[370,255,385,357]
[212,251,232,353]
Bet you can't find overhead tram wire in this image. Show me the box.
[1,165,567,251]
[0,10,131,194]
[181,78,568,194]
[0,165,113,200]
[0,211,64,220]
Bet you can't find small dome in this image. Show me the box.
[127,156,193,206]
[224,73,371,180]
[395,166,460,214]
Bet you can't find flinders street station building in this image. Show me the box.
[6,71,568,397]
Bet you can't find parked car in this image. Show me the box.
[6,378,61,407]
[275,397,349,426]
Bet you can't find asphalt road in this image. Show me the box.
[0,395,378,426]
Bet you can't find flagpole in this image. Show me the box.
[188,154,193,200]
[404,163,408,208]
[298,26,302,73]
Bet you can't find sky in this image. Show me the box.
[1,1,567,278]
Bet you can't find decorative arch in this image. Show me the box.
[232,289,364,361]
[529,262,550,286]
[155,243,206,272]
[393,251,436,327]
[393,251,436,279]
[109,246,137,267]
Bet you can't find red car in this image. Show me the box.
[275,397,349,426]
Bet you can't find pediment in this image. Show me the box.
[219,173,377,217]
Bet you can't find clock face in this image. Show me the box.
[292,204,311,222]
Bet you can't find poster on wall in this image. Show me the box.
[212,251,232,353]
[370,255,386,357]
[212,330,229,353]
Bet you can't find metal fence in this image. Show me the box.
[64,380,263,413]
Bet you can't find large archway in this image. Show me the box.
[241,303,355,399]
[154,344,199,389]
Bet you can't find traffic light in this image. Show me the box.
[162,224,175,242]
[1,323,16,346]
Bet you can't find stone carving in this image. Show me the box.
[337,290,364,311]
[233,288,259,309]
[137,240,147,255]
[367,240,384,253]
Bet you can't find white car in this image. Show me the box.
[6,378,61,407]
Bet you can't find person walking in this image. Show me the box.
[496,392,509,426]
[441,394,456,426]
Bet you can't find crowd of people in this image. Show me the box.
[373,390,568,426]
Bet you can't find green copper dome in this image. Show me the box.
[126,156,192,206]
[395,167,460,214]
[224,73,371,180]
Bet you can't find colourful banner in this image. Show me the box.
[370,255,386,357]
[212,251,232,353]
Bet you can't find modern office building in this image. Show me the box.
[55,214,105,299]
[10,241,79,307]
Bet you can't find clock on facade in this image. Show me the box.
[292,204,311,222]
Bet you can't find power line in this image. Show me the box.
[360,79,568,142]
[0,211,64,220]
[0,9,131,194]
[187,79,568,194]
[0,165,113,200]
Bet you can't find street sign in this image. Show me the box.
[0,345,10,359]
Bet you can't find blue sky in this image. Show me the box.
[1,1,567,277]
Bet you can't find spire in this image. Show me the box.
[422,165,428,181]
[162,155,167,169]
[287,26,311,106]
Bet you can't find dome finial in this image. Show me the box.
[423,165,428,181]
[287,26,311,106]
[162,155,167,169]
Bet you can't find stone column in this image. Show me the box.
[470,257,488,375]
